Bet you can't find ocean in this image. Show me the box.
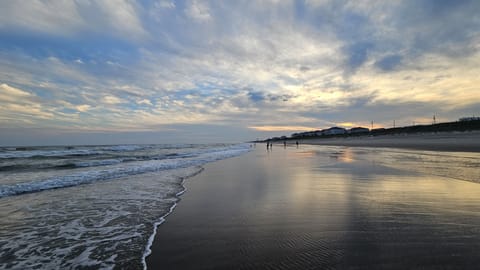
[0,143,251,269]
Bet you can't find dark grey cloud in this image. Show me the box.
[299,66,310,72]
[247,91,265,102]
[343,41,374,73]
[392,0,480,57]
[375,55,402,71]
[246,89,296,104]
[304,0,480,74]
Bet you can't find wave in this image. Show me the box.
[0,155,188,172]
[0,144,250,198]
[0,149,104,159]
[73,159,124,167]
[0,144,217,160]
[0,144,159,159]
[99,144,153,152]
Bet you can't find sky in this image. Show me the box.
[0,0,479,145]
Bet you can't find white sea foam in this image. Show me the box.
[0,165,204,269]
[74,159,123,167]
[0,143,251,269]
[0,148,103,159]
[0,144,153,159]
[0,144,250,198]
[101,144,151,152]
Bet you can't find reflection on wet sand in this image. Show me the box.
[148,145,480,269]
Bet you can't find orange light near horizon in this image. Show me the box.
[338,122,355,128]
[338,122,383,129]
[248,125,316,132]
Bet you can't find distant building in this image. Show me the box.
[349,127,369,134]
[459,117,480,122]
[291,127,350,138]
[371,128,385,132]
[291,131,315,138]
[322,127,347,135]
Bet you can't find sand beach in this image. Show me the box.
[298,131,480,152]
[147,144,480,269]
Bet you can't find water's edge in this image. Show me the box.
[141,167,204,270]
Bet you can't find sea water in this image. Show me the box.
[0,143,250,269]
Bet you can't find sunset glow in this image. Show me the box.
[0,1,479,144]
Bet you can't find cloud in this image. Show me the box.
[102,95,124,105]
[0,83,32,97]
[92,1,147,39]
[0,1,85,35]
[248,125,317,132]
[137,99,153,106]
[247,91,265,103]
[375,55,402,71]
[343,41,374,73]
[0,83,55,123]
[3,103,53,120]
[155,1,176,9]
[185,0,212,21]
[0,1,147,40]
[0,1,479,143]
[76,104,91,112]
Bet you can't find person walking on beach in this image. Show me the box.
[296,141,299,148]
[284,141,286,148]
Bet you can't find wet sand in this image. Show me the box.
[300,131,480,152]
[146,145,480,269]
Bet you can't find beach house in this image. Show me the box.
[322,127,347,135]
[349,127,369,134]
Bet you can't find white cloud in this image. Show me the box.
[3,103,53,119]
[103,95,124,105]
[155,0,175,9]
[0,1,85,35]
[305,0,331,8]
[76,104,91,112]
[0,83,55,124]
[0,83,32,97]
[94,1,147,39]
[185,0,212,21]
[0,0,147,40]
[137,99,153,106]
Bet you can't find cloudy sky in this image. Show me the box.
[1,0,479,145]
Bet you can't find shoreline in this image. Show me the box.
[294,131,480,152]
[141,167,205,270]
